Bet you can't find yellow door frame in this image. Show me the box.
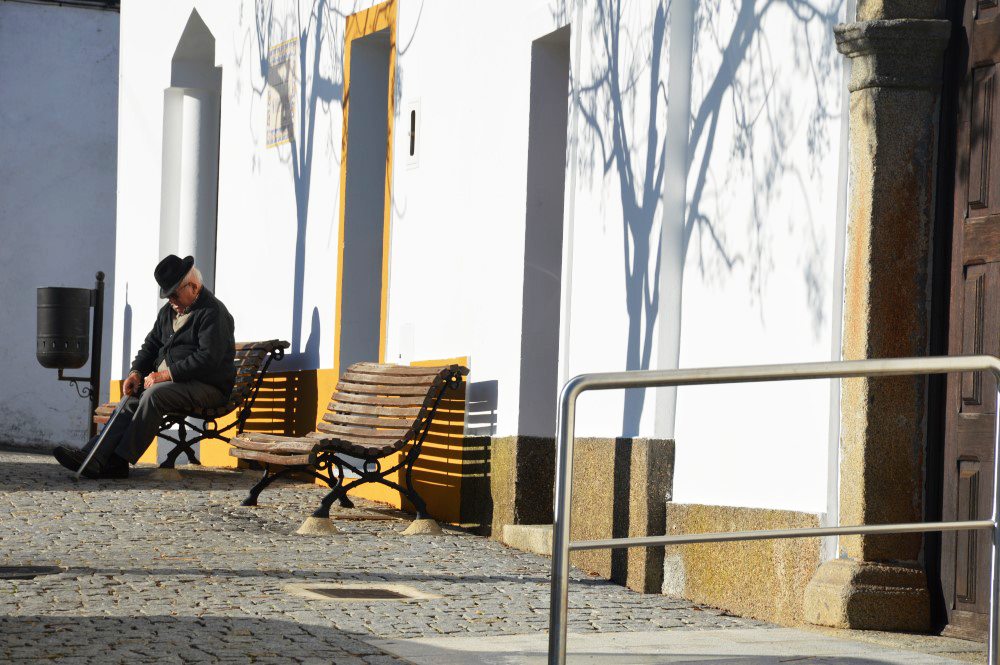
[333,0,397,378]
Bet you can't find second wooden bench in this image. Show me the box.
[230,361,468,533]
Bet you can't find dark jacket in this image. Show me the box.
[131,288,236,397]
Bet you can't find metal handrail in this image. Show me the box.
[548,355,1000,664]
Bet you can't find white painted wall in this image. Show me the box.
[0,2,118,449]
[115,0,846,512]
[386,1,563,438]
[115,0,346,377]
[668,0,846,512]
[554,0,845,513]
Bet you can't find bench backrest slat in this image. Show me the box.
[315,422,413,440]
[340,371,439,387]
[327,399,423,419]
[328,392,429,410]
[349,362,449,375]
[336,380,441,397]
[322,412,415,428]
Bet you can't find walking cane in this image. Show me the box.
[73,396,129,481]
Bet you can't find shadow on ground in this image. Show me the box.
[0,453,284,494]
[0,614,398,663]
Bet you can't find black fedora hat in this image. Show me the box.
[154,254,195,298]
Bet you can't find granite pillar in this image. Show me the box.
[803,11,951,631]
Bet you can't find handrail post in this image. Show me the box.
[548,378,581,665]
[990,372,1000,665]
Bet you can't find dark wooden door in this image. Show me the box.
[943,0,1000,639]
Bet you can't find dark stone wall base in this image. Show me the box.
[489,435,674,593]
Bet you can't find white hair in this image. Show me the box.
[186,266,203,287]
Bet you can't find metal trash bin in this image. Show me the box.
[36,287,92,370]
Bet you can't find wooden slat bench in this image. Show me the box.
[229,362,468,532]
[93,339,290,469]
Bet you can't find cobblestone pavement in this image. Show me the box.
[0,450,768,664]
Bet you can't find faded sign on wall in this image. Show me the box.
[266,38,297,147]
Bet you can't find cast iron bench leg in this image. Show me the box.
[241,465,293,506]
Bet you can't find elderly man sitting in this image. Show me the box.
[54,254,236,479]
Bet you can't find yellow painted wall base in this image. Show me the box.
[200,440,238,468]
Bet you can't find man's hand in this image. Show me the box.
[143,370,171,390]
[123,372,142,397]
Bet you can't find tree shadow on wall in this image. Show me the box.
[235,0,352,358]
[234,1,419,366]
[553,0,841,435]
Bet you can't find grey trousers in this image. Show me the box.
[85,380,227,464]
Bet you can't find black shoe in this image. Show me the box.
[100,455,130,479]
[53,446,129,479]
[53,446,87,472]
